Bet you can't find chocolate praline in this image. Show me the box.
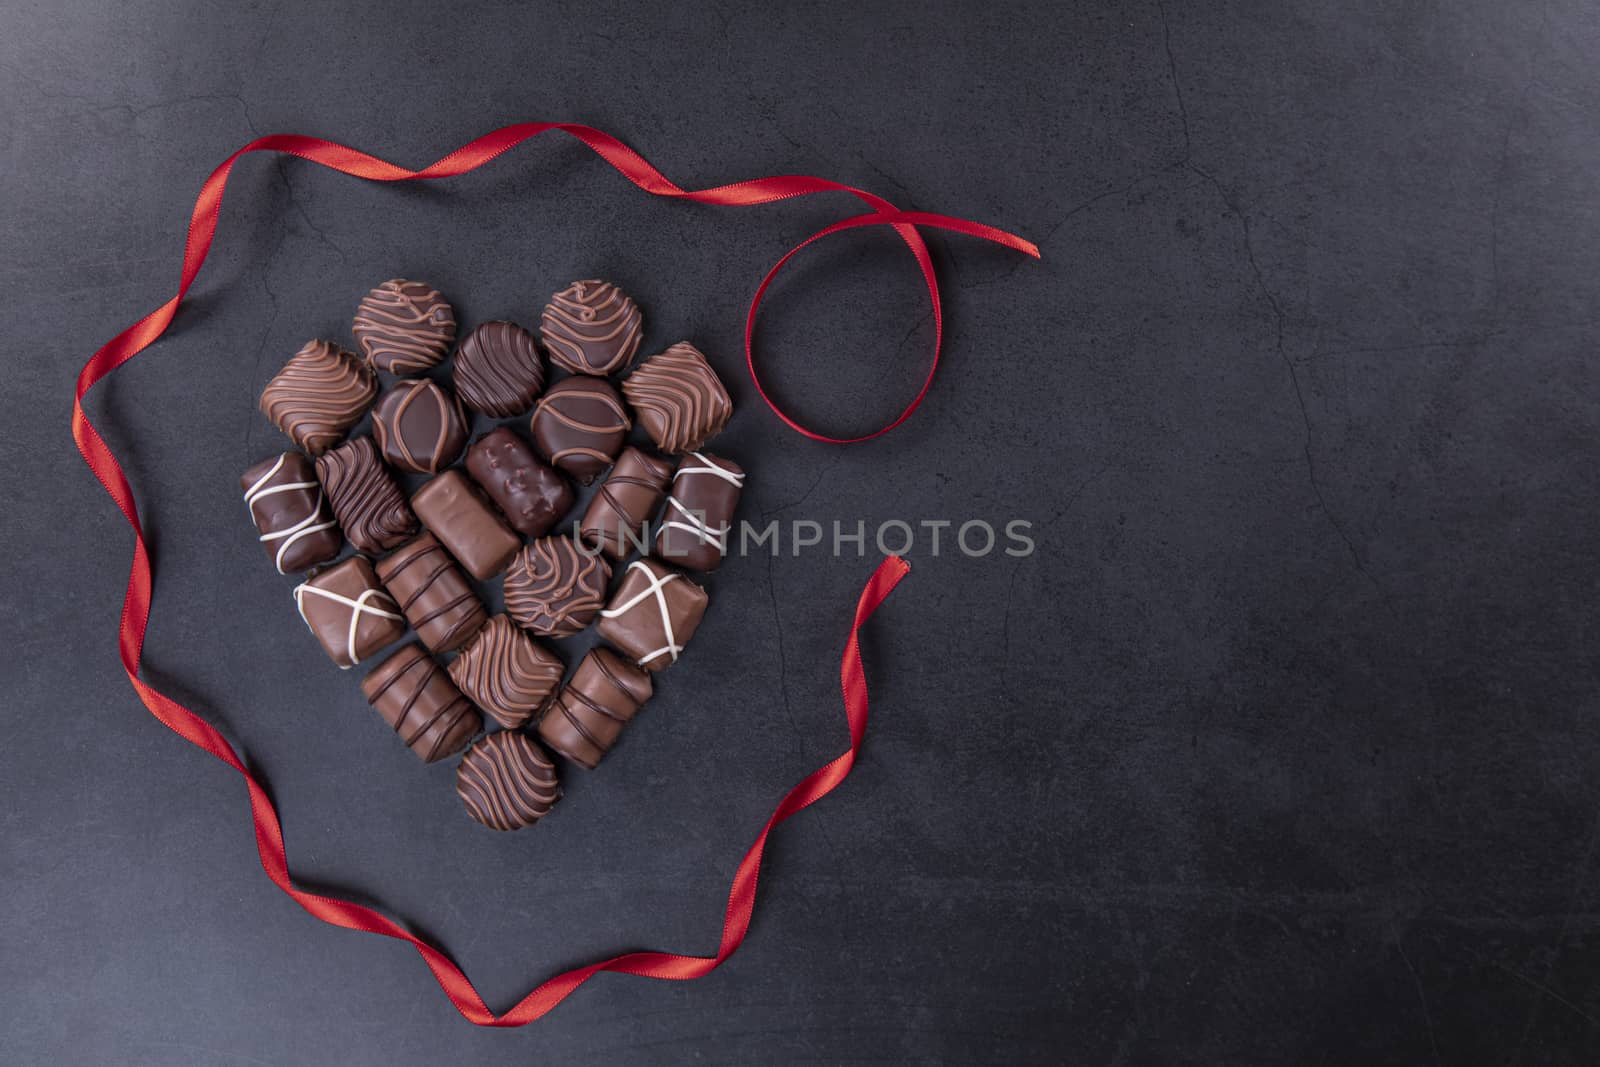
[453,320,545,417]
[371,378,468,474]
[528,376,631,485]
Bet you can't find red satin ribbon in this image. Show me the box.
[71,123,1005,1025]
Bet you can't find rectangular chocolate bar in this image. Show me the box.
[411,469,521,581]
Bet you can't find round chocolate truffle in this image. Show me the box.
[371,378,468,474]
[504,536,612,638]
[456,731,561,831]
[353,278,456,374]
[528,376,631,484]
[453,320,545,417]
[540,279,643,376]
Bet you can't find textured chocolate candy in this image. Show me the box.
[447,614,563,729]
[361,644,481,763]
[464,427,573,538]
[622,342,732,454]
[528,376,631,485]
[579,447,674,560]
[411,470,520,580]
[293,556,406,669]
[540,279,642,376]
[655,452,745,572]
[352,278,456,374]
[453,320,544,417]
[538,648,652,769]
[597,558,709,671]
[374,532,487,653]
[240,451,342,573]
[456,731,561,831]
[315,436,418,555]
[371,378,468,474]
[504,536,611,638]
[260,340,377,455]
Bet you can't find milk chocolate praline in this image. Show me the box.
[529,377,631,485]
[597,558,709,671]
[411,470,520,581]
[504,536,612,638]
[655,452,745,572]
[538,647,652,769]
[241,451,342,573]
[541,279,643,376]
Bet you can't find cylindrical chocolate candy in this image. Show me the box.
[361,644,482,763]
[374,531,487,653]
[464,427,573,538]
[538,647,653,769]
[241,451,342,573]
[579,447,674,560]
[411,469,521,581]
[654,452,744,572]
[456,731,561,831]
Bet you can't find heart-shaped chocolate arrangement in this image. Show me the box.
[244,277,747,830]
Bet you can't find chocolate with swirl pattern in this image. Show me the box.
[259,340,377,455]
[453,320,545,417]
[528,376,631,484]
[504,536,611,637]
[538,647,652,769]
[447,614,564,729]
[352,278,456,374]
[361,644,481,763]
[621,342,733,454]
[540,279,642,376]
[456,731,561,831]
[315,436,418,555]
[374,532,487,653]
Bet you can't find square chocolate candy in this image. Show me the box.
[596,558,709,671]
[447,614,563,730]
[411,470,521,581]
[293,556,406,669]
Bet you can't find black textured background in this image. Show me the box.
[6,1,1600,1063]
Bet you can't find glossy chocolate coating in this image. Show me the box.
[528,376,630,485]
[456,731,560,831]
[654,452,745,572]
[504,536,611,638]
[453,320,544,417]
[596,558,708,672]
[293,556,406,669]
[315,436,418,555]
[371,378,468,474]
[361,644,481,762]
[374,531,487,653]
[540,279,642,376]
[352,278,456,374]
[447,614,563,729]
[411,470,520,581]
[259,340,376,455]
[622,342,732,454]
[240,451,342,573]
[464,427,573,538]
[538,647,652,769]
[579,447,674,560]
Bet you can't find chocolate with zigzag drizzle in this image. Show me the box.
[540,279,642,376]
[538,647,652,769]
[503,536,612,638]
[621,342,732,454]
[315,436,417,555]
[352,278,456,375]
[456,731,561,831]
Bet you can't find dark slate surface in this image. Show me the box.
[6,1,1600,1063]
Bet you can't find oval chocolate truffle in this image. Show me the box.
[504,536,611,638]
[528,376,631,485]
[456,731,561,831]
[540,279,642,376]
[352,278,456,374]
[371,378,468,474]
[453,320,545,417]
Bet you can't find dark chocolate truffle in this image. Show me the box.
[538,648,652,769]
[240,451,342,573]
[361,644,482,762]
[464,427,572,538]
[597,558,708,671]
[352,278,456,375]
[456,731,561,831]
[453,320,544,417]
[260,340,377,456]
[315,436,418,555]
[447,614,563,730]
[528,376,630,485]
[374,532,487,653]
[579,447,674,560]
[293,556,406,669]
[540,279,642,376]
[411,470,520,581]
[371,378,468,474]
[621,342,733,454]
[504,536,612,638]
[655,452,745,572]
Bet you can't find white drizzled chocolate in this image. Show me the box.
[596,558,708,672]
[654,452,745,572]
[240,451,342,573]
